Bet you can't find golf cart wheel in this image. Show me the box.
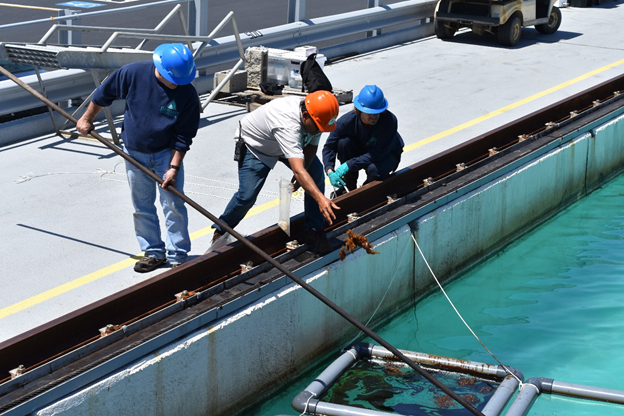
[435,18,456,39]
[535,6,562,34]
[498,15,522,46]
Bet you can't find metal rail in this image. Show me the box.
[0,0,436,116]
[1,70,624,415]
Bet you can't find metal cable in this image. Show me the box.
[410,233,523,386]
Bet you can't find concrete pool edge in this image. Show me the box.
[21,112,624,416]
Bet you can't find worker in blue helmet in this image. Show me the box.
[77,43,200,272]
[322,85,404,196]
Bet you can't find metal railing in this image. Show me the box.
[0,0,436,118]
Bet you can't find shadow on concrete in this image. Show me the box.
[17,223,135,257]
[439,28,582,49]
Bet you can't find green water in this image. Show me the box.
[242,173,624,416]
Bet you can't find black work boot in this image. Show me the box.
[302,229,334,255]
[134,256,166,273]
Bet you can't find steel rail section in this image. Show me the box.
[1,73,623,414]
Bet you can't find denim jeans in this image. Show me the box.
[124,146,190,264]
[214,148,325,234]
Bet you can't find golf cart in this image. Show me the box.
[434,0,562,46]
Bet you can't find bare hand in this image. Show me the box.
[76,116,94,136]
[161,168,177,190]
[317,196,340,225]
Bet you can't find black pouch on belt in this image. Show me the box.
[234,122,247,161]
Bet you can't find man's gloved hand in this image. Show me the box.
[328,170,346,188]
[335,162,350,179]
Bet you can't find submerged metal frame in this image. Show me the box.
[294,343,624,415]
[506,377,624,416]
[292,343,522,416]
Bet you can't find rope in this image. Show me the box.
[299,391,316,416]
[410,233,524,387]
[346,232,412,346]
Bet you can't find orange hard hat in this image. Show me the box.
[304,90,339,132]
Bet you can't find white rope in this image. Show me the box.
[346,233,412,346]
[520,381,540,395]
[410,233,523,387]
[299,391,317,416]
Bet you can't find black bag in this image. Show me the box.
[300,53,333,93]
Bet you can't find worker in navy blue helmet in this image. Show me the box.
[322,85,404,196]
[77,43,200,272]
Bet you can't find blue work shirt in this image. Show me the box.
[92,61,200,153]
[322,110,404,172]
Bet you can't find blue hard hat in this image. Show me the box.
[153,43,197,86]
[353,85,388,114]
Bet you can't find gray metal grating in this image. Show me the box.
[5,46,60,69]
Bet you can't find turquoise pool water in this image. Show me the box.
[242,173,624,416]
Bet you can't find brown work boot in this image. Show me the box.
[302,229,334,255]
[134,256,166,273]
[212,230,223,245]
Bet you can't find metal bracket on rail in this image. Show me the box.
[9,365,25,380]
[347,213,360,222]
[99,324,117,337]
[175,290,196,302]
[240,261,254,273]
[286,240,302,251]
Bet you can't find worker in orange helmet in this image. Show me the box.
[210,91,340,255]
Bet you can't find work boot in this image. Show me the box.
[212,230,223,246]
[302,229,334,255]
[134,256,166,273]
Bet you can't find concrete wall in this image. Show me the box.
[35,114,624,416]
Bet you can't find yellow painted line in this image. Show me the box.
[404,58,624,153]
[0,256,141,320]
[3,58,624,321]
[0,2,61,11]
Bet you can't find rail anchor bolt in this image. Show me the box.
[241,261,253,272]
[347,213,360,223]
[99,324,116,337]
[9,365,25,379]
[286,240,301,251]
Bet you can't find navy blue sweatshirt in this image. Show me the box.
[322,110,404,172]
[92,61,200,153]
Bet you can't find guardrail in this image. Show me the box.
[0,0,436,118]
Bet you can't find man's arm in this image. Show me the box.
[288,157,339,225]
[291,144,318,190]
[76,102,104,136]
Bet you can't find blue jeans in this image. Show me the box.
[214,149,325,233]
[124,146,190,264]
